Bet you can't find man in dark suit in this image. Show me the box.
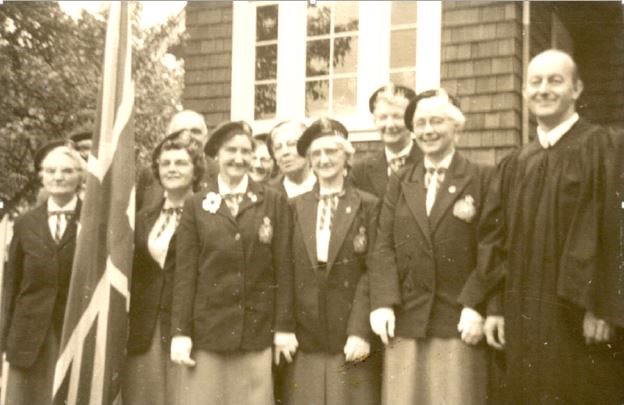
[369,89,492,404]
[350,83,423,199]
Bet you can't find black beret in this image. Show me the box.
[404,88,461,132]
[204,121,253,158]
[34,139,76,172]
[297,118,348,157]
[69,129,92,143]
[368,83,416,113]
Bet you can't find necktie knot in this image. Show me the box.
[425,166,446,189]
[161,207,183,216]
[222,193,245,216]
[389,156,407,174]
[48,210,73,219]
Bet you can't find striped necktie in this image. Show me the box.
[48,210,73,242]
[425,167,446,216]
[154,207,183,239]
[222,193,245,217]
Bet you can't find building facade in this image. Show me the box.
[182,1,624,165]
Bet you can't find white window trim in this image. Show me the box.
[231,1,442,142]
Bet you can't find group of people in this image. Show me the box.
[2,48,623,405]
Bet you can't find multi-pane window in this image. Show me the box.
[389,2,417,88]
[305,1,359,117]
[254,4,278,120]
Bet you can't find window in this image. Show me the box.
[254,4,279,120]
[305,2,359,116]
[389,2,417,88]
[232,1,442,140]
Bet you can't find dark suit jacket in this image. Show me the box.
[369,153,493,339]
[127,197,176,354]
[291,185,379,353]
[3,201,81,368]
[172,179,293,352]
[350,141,423,199]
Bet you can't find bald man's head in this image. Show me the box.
[525,49,583,130]
[166,110,209,146]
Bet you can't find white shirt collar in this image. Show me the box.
[47,195,78,212]
[424,150,455,170]
[385,141,413,163]
[283,172,317,198]
[218,174,248,195]
[537,113,579,149]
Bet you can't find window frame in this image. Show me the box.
[231,1,442,141]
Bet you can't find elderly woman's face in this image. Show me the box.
[308,136,347,183]
[271,126,307,176]
[412,101,457,160]
[158,148,194,192]
[249,142,274,183]
[40,149,82,198]
[216,134,253,182]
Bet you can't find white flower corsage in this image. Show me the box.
[453,195,476,223]
[247,191,258,203]
[202,192,222,214]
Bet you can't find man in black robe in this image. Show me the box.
[459,49,624,404]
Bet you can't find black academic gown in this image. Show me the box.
[459,118,624,404]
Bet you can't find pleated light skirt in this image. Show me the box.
[383,337,487,405]
[285,350,381,405]
[122,322,183,405]
[177,347,273,405]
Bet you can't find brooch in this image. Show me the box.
[247,191,258,203]
[453,195,476,223]
[353,226,367,254]
[202,192,221,214]
[258,216,273,244]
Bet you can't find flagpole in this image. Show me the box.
[0,214,10,405]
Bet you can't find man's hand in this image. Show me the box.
[170,336,196,367]
[458,307,484,345]
[483,316,505,350]
[583,311,613,344]
[370,307,395,344]
[344,335,370,363]
[274,332,298,365]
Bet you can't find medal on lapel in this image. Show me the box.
[202,192,221,214]
[258,216,273,244]
[353,226,367,254]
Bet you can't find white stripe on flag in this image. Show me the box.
[106,257,130,310]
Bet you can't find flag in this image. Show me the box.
[53,2,135,404]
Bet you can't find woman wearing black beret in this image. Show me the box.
[170,121,294,405]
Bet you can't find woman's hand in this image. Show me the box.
[458,307,484,345]
[274,332,298,365]
[370,307,395,344]
[344,335,370,362]
[170,335,196,367]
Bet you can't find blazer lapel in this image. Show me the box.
[400,163,433,247]
[326,188,360,273]
[237,180,264,217]
[295,193,319,267]
[58,200,82,248]
[136,198,164,252]
[428,153,472,233]
[32,204,57,249]
[202,178,237,224]
[370,155,389,197]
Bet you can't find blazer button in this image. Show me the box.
[234,233,241,241]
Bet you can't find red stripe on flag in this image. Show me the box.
[53,2,135,404]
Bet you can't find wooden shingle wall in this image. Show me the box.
[441,1,524,165]
[183,1,233,130]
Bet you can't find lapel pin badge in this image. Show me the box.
[448,185,457,194]
[353,226,367,253]
[258,216,273,244]
[346,206,352,214]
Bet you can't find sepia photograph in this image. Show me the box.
[0,1,622,404]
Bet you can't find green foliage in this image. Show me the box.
[0,2,184,213]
